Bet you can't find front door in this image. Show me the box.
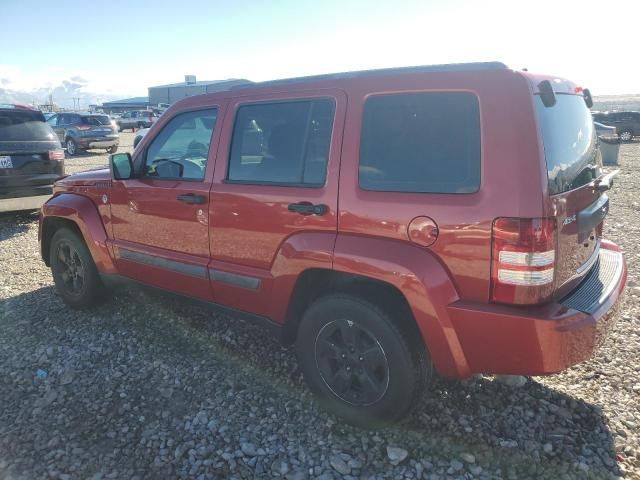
[209,90,346,320]
[109,105,223,300]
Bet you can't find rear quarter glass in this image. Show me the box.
[358,91,481,194]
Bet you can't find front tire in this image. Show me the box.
[50,228,105,309]
[296,294,430,428]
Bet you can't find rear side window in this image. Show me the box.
[535,95,600,195]
[359,92,481,193]
[0,110,57,142]
[228,99,335,186]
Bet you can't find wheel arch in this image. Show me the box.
[282,234,471,378]
[40,193,117,274]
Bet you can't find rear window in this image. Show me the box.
[359,92,481,193]
[0,109,57,141]
[535,95,600,195]
[81,115,111,126]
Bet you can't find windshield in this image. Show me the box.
[535,94,600,195]
[0,109,57,141]
[81,115,112,126]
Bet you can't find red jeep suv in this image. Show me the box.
[38,62,627,426]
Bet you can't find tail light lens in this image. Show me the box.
[48,149,65,160]
[491,218,556,305]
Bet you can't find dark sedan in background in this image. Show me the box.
[592,111,640,142]
[0,104,64,212]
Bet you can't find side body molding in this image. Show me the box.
[333,234,471,378]
[41,193,117,274]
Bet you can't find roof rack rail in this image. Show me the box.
[230,62,507,90]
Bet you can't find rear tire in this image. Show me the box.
[619,130,633,142]
[295,294,430,428]
[50,228,106,309]
[65,138,78,156]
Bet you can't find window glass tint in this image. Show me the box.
[535,95,600,195]
[0,110,57,141]
[144,109,217,180]
[81,115,111,126]
[359,92,481,193]
[228,99,335,185]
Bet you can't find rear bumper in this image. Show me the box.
[76,138,119,149]
[448,241,627,376]
[0,193,52,212]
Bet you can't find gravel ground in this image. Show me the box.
[0,135,638,480]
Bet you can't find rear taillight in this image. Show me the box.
[48,149,65,160]
[491,218,556,305]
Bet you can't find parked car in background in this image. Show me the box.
[0,104,64,212]
[133,127,149,149]
[43,112,56,121]
[47,113,119,156]
[116,111,158,132]
[592,111,640,142]
[39,63,627,427]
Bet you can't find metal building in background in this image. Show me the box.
[148,76,250,106]
[101,97,150,114]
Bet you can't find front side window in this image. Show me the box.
[144,108,217,180]
[228,99,335,185]
[359,92,481,193]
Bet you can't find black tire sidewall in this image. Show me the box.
[66,138,76,156]
[49,228,103,309]
[296,295,424,427]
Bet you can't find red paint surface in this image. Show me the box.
[39,66,627,379]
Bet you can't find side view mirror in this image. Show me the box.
[583,88,594,108]
[538,80,556,108]
[110,152,134,180]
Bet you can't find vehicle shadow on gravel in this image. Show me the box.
[0,285,622,479]
[0,210,39,241]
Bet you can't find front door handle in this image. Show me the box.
[288,202,328,216]
[176,193,206,205]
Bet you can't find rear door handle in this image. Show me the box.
[288,202,328,216]
[176,193,206,205]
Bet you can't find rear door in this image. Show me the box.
[48,113,66,142]
[535,93,607,296]
[209,90,345,318]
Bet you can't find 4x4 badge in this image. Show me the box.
[563,214,576,226]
